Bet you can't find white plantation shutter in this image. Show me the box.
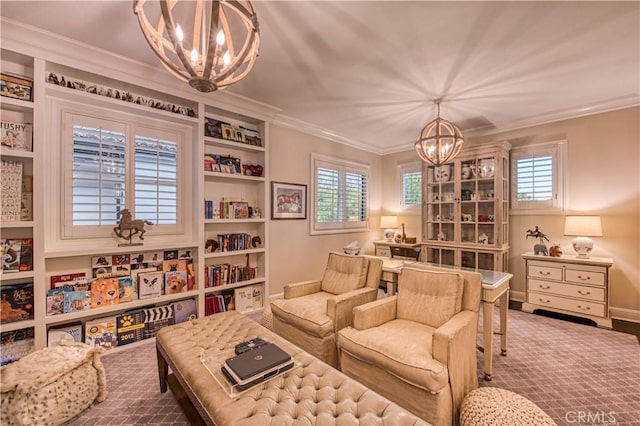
[63,110,183,238]
[511,141,565,212]
[312,154,369,233]
[134,132,178,224]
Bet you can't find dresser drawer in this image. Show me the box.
[528,279,605,302]
[528,265,563,281]
[375,247,391,257]
[528,291,605,317]
[565,268,605,286]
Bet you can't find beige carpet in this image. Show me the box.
[68,308,640,425]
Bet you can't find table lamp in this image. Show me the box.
[380,215,398,242]
[564,215,602,258]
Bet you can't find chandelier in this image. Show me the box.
[133,0,260,93]
[414,100,465,166]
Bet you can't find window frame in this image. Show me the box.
[48,97,193,248]
[310,153,370,235]
[510,140,567,215]
[397,161,422,211]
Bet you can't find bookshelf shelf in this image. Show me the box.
[0,320,35,333]
[204,248,266,259]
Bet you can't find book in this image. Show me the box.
[46,290,65,316]
[0,283,34,323]
[85,316,117,350]
[20,175,33,221]
[118,276,137,302]
[172,299,197,324]
[234,287,253,313]
[137,271,163,299]
[18,238,33,271]
[0,73,33,101]
[47,322,83,347]
[204,153,221,172]
[1,239,22,272]
[0,120,32,152]
[164,270,188,295]
[1,328,34,366]
[63,290,86,313]
[142,305,174,338]
[90,277,120,308]
[1,160,22,221]
[50,272,87,289]
[116,310,145,346]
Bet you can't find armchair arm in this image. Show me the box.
[326,287,378,332]
[432,310,479,420]
[352,296,398,330]
[284,280,322,299]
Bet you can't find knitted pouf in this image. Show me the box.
[262,304,274,330]
[460,387,556,426]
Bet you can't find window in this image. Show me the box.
[311,153,369,234]
[60,103,189,240]
[398,162,422,209]
[510,141,566,213]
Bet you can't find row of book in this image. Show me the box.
[214,233,254,252]
[204,263,256,288]
[1,238,33,273]
[204,199,252,220]
[45,298,197,353]
[204,284,263,315]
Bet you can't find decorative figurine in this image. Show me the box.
[549,244,563,257]
[526,226,549,256]
[113,209,153,246]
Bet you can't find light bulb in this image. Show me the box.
[176,24,184,42]
[223,51,231,65]
[190,48,199,64]
[216,29,225,45]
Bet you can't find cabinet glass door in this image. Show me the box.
[426,247,455,266]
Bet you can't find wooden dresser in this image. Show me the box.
[522,252,614,328]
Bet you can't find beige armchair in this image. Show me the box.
[338,265,482,426]
[271,252,383,368]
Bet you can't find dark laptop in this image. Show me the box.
[222,343,293,390]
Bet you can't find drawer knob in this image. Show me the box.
[577,275,591,281]
[539,298,550,303]
[578,290,591,296]
[538,285,551,290]
[577,305,591,311]
[538,271,551,276]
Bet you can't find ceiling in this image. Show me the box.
[2,1,639,154]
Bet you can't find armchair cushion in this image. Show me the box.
[397,268,464,328]
[320,253,368,295]
[271,292,334,338]
[339,319,450,393]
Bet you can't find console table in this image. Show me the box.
[373,240,422,258]
[381,259,512,381]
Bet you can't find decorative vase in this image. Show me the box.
[434,165,451,182]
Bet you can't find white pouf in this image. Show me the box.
[460,387,556,426]
[1,342,107,426]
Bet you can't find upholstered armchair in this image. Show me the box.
[271,252,383,368]
[338,265,482,426]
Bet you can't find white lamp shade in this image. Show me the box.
[380,215,399,229]
[564,216,603,237]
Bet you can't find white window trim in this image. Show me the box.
[310,153,370,235]
[45,97,193,252]
[510,140,567,215]
[397,161,422,212]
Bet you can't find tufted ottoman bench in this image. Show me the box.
[460,387,556,425]
[0,342,107,426]
[156,310,429,425]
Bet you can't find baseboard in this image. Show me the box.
[269,292,283,301]
[610,306,640,323]
[509,290,525,303]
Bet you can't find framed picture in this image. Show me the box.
[272,181,307,220]
[0,73,33,102]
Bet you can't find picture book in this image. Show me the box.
[142,305,174,338]
[90,277,120,309]
[234,287,253,313]
[118,276,137,303]
[1,327,34,366]
[50,272,87,289]
[0,283,34,323]
[137,271,163,299]
[85,316,117,350]
[63,290,86,313]
[0,120,32,152]
[172,298,197,324]
[116,310,145,346]
[1,160,22,221]
[252,285,264,310]
[204,153,221,172]
[162,258,186,273]
[47,322,82,347]
[18,238,33,271]
[1,239,21,272]
[46,290,64,316]
[164,270,188,295]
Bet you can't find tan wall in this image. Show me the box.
[268,125,383,296]
[381,107,639,318]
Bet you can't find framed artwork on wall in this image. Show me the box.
[271,181,307,220]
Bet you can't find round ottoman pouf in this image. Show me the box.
[262,304,273,330]
[460,387,557,426]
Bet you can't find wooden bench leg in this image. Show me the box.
[157,346,168,393]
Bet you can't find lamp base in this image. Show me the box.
[384,229,396,242]
[572,236,594,258]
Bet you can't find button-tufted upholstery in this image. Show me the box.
[271,253,383,367]
[156,311,429,426]
[338,266,482,426]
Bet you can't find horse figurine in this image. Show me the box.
[526,226,550,255]
[113,209,153,243]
